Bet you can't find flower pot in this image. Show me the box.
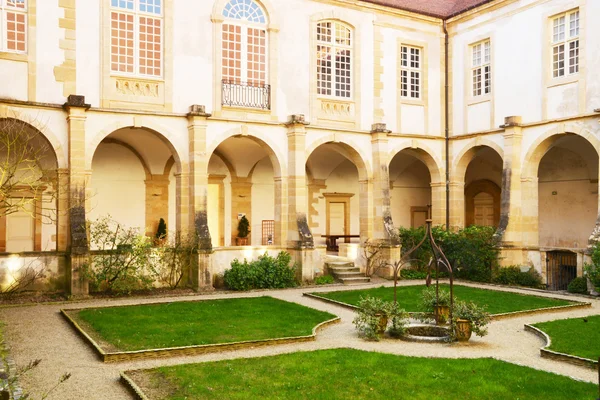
[236,237,248,246]
[455,318,472,342]
[433,305,450,325]
[375,313,388,334]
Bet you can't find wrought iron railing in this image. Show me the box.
[222,80,271,110]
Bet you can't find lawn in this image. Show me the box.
[312,284,574,314]
[74,296,336,352]
[533,315,600,361]
[129,349,597,400]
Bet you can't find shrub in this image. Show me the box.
[398,225,499,282]
[315,275,335,285]
[353,296,408,341]
[237,215,250,238]
[223,252,297,291]
[421,286,451,312]
[567,277,589,294]
[400,269,448,280]
[492,266,543,288]
[155,218,167,240]
[82,216,155,294]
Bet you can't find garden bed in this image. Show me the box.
[121,348,597,399]
[306,284,589,318]
[525,315,600,369]
[61,296,338,362]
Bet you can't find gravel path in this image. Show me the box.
[1,280,598,400]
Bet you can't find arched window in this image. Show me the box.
[316,21,352,98]
[221,0,268,86]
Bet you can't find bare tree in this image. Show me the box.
[361,239,389,277]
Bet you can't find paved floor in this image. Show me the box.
[1,280,598,399]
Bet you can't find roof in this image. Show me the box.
[359,0,496,19]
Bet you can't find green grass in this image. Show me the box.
[534,315,600,361]
[75,296,336,352]
[313,284,574,314]
[133,349,596,400]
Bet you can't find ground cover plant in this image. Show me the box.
[128,349,596,400]
[533,315,600,360]
[312,285,574,314]
[73,297,335,352]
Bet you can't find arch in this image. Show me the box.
[210,149,238,178]
[162,156,175,176]
[453,139,504,179]
[87,119,184,173]
[211,0,278,26]
[305,136,371,181]
[0,114,66,169]
[310,9,359,29]
[522,123,600,179]
[103,139,152,180]
[387,142,444,183]
[207,128,286,178]
[465,179,501,227]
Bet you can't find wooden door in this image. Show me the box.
[6,201,35,252]
[474,192,494,226]
[328,202,346,235]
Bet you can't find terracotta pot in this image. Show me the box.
[455,318,472,342]
[375,313,388,334]
[236,237,248,246]
[433,305,450,324]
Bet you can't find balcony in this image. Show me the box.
[222,80,271,110]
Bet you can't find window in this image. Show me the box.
[316,21,352,98]
[400,45,421,99]
[0,0,27,53]
[110,0,162,77]
[551,9,579,78]
[221,0,267,86]
[472,40,491,96]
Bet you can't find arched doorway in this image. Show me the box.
[463,147,502,227]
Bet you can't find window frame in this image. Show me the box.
[399,44,422,100]
[0,0,27,54]
[471,39,491,97]
[550,9,579,79]
[315,20,353,100]
[221,0,269,87]
[109,0,164,79]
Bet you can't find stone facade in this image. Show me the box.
[0,0,599,294]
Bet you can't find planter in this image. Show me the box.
[375,313,388,334]
[433,305,450,324]
[235,237,249,246]
[455,319,472,342]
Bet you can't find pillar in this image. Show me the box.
[187,105,213,290]
[64,95,90,296]
[285,115,316,282]
[430,181,446,226]
[370,123,397,242]
[498,116,525,265]
[56,168,69,252]
[175,171,190,234]
[448,179,465,230]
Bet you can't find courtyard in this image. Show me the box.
[1,280,598,399]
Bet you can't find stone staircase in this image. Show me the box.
[325,257,370,285]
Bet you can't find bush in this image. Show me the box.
[237,215,250,238]
[398,225,499,282]
[223,252,298,291]
[567,277,589,294]
[315,275,335,285]
[400,269,448,280]
[492,266,543,288]
[421,286,451,312]
[82,216,155,294]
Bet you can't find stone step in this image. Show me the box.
[332,270,363,277]
[325,261,354,269]
[340,276,371,284]
[329,267,360,274]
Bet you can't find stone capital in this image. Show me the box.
[370,122,391,134]
[63,94,90,112]
[187,104,212,118]
[285,114,310,127]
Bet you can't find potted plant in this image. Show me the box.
[155,217,167,245]
[353,296,408,341]
[451,300,490,342]
[236,215,250,246]
[421,286,451,324]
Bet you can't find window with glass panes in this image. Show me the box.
[400,45,421,99]
[316,21,352,98]
[551,10,579,78]
[110,0,163,77]
[0,0,27,53]
[221,0,267,86]
[472,40,491,96]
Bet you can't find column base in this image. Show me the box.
[188,251,215,291]
[67,253,89,296]
[287,247,320,283]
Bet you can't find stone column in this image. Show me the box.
[430,181,447,226]
[64,95,90,296]
[285,115,316,282]
[187,105,213,290]
[448,179,465,230]
[56,168,69,252]
[175,171,190,234]
[497,116,525,266]
[370,123,397,242]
